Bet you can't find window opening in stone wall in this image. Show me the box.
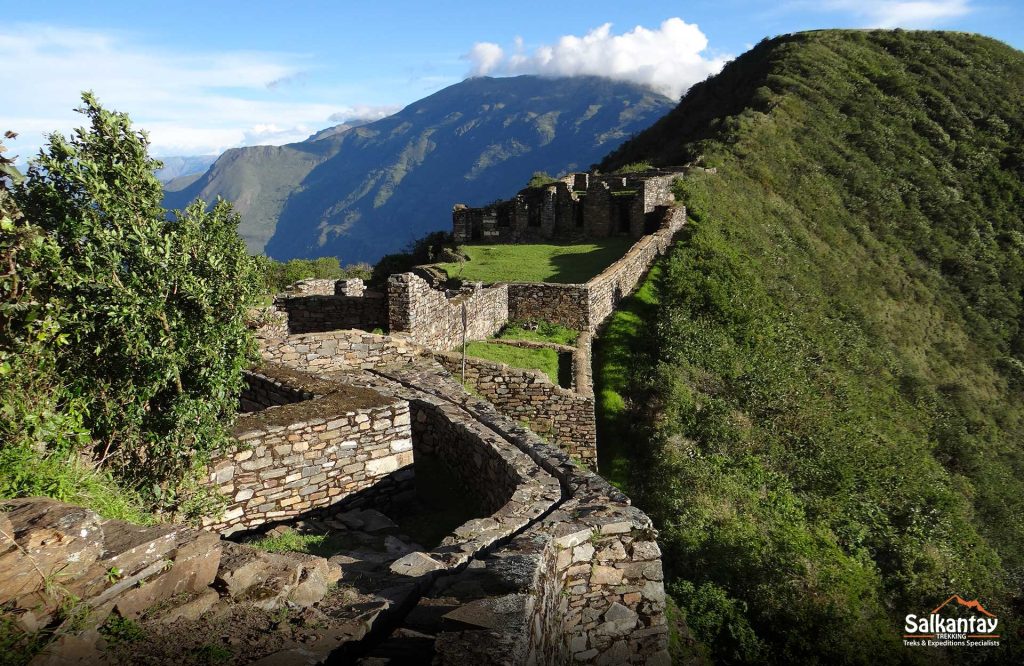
[527,202,542,227]
[497,204,512,228]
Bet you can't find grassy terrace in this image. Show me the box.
[495,321,578,346]
[592,262,661,489]
[463,342,561,385]
[436,238,634,284]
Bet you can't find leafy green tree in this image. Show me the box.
[10,93,261,504]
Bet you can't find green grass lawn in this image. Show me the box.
[463,341,561,385]
[495,321,579,346]
[436,238,634,284]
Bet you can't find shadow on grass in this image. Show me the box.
[593,262,663,489]
[546,236,635,284]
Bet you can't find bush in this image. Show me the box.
[6,93,262,511]
[259,256,372,293]
[526,171,558,188]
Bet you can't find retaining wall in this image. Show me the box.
[373,364,669,665]
[507,282,591,331]
[586,206,685,331]
[434,352,597,467]
[504,205,685,333]
[239,370,313,413]
[260,330,422,371]
[276,293,387,334]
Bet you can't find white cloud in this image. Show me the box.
[820,1,973,28]
[0,24,387,157]
[327,105,401,124]
[467,42,506,76]
[464,18,731,99]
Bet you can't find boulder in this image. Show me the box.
[0,498,104,603]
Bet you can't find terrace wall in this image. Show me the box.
[260,330,421,371]
[434,352,597,467]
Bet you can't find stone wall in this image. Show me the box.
[373,364,670,665]
[239,370,313,413]
[339,368,562,573]
[260,329,421,371]
[283,277,367,297]
[507,282,591,330]
[276,293,387,334]
[249,304,289,341]
[284,278,337,296]
[434,352,597,467]
[204,367,413,535]
[453,170,680,244]
[411,400,527,515]
[586,205,685,331]
[387,273,509,350]
[504,205,684,334]
[574,331,595,398]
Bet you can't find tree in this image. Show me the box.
[11,93,262,504]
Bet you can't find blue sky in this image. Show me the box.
[3,0,1021,158]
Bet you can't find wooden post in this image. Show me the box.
[461,302,468,385]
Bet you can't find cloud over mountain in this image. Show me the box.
[465,18,731,99]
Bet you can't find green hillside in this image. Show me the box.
[598,30,1024,663]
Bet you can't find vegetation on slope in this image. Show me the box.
[599,30,1024,663]
[1,95,261,520]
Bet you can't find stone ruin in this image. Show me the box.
[1,170,687,665]
[452,170,681,244]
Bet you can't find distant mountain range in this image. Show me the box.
[155,155,218,184]
[164,75,675,263]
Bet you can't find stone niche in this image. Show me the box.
[204,364,415,535]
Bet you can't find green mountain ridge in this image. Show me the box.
[597,30,1023,663]
[166,75,675,262]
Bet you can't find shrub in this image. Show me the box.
[7,93,262,510]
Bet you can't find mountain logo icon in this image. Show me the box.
[931,595,996,618]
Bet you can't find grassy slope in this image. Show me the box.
[463,341,561,385]
[495,321,579,346]
[599,30,1024,664]
[593,263,662,488]
[436,238,634,284]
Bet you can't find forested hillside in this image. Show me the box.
[598,30,1024,663]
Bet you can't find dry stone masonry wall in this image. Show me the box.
[434,351,597,466]
[453,170,682,244]
[586,205,685,331]
[260,329,421,371]
[507,282,591,330]
[276,293,387,334]
[371,364,669,665]
[238,370,313,413]
[204,365,414,535]
[387,273,509,349]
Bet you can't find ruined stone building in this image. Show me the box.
[452,169,682,243]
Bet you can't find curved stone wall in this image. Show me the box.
[368,363,670,665]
